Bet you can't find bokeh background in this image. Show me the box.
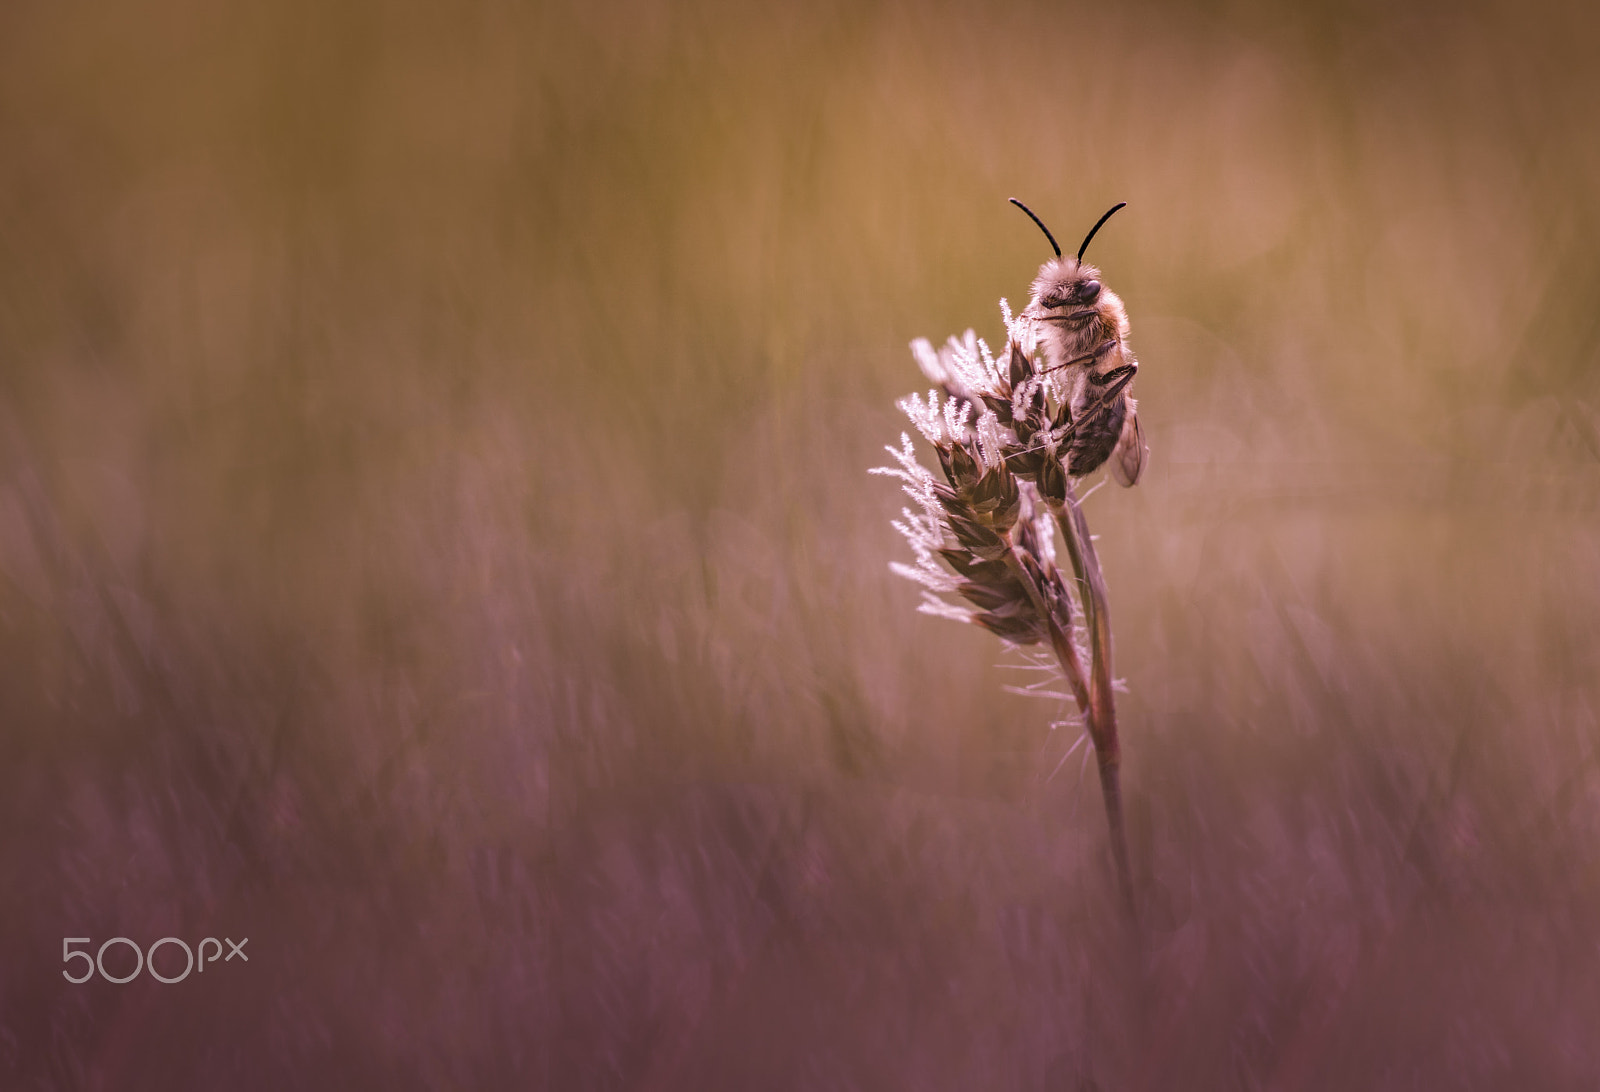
[4,0,1600,1087]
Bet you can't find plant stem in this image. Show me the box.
[1052,483,1137,926]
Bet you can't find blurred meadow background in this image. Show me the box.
[4,0,1600,1087]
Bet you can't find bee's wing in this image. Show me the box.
[1110,400,1146,487]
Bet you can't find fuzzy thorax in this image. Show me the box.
[1024,258,1131,371]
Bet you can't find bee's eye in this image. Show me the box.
[1078,280,1101,302]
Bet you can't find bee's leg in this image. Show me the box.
[1041,339,1121,375]
[1060,363,1138,438]
[1089,360,1137,397]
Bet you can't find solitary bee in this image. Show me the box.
[1010,198,1147,487]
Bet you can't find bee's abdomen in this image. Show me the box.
[1066,394,1127,476]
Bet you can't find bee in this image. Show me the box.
[1010,198,1147,487]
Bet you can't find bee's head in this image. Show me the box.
[1029,256,1105,318]
[1009,199,1127,331]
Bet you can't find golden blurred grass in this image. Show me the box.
[3,0,1600,1086]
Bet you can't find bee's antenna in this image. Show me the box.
[1009,198,1061,259]
[1077,202,1127,263]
